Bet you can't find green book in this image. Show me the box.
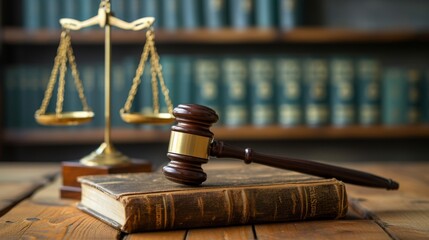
[159,55,176,113]
[112,62,128,128]
[222,58,248,126]
[356,59,381,125]
[249,57,275,126]
[194,58,221,117]
[175,56,193,106]
[330,58,356,126]
[303,58,329,126]
[382,68,408,126]
[276,58,302,126]
[406,69,422,124]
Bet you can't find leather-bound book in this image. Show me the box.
[78,164,348,233]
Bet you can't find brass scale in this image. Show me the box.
[34,0,174,166]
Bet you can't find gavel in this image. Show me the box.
[163,104,399,190]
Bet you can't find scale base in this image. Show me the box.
[60,159,151,199]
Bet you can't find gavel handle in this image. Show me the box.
[210,140,399,190]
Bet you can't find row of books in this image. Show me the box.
[3,55,429,130]
[22,0,300,31]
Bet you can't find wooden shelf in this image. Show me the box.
[4,125,429,145]
[3,27,429,44]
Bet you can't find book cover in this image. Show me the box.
[180,0,201,30]
[194,58,221,117]
[330,58,356,126]
[222,57,248,126]
[382,68,408,125]
[112,62,128,128]
[276,58,302,126]
[161,0,180,30]
[303,58,329,126]
[112,0,126,21]
[406,69,422,124]
[127,0,141,22]
[255,0,275,29]
[202,0,226,29]
[356,59,381,125]
[249,57,275,126]
[78,164,348,233]
[229,0,253,30]
[62,0,80,19]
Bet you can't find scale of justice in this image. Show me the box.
[34,0,174,199]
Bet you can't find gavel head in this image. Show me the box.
[163,104,219,185]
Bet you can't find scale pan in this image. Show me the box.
[35,111,94,126]
[121,112,175,124]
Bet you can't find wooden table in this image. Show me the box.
[0,162,428,239]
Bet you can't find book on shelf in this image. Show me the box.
[407,69,422,124]
[180,0,201,30]
[356,59,381,125]
[142,0,160,28]
[422,70,429,123]
[278,0,301,31]
[249,57,275,126]
[222,57,248,126]
[276,58,302,126]
[127,0,142,22]
[303,58,329,126]
[382,68,408,125]
[78,164,348,233]
[255,0,275,29]
[23,0,43,30]
[194,58,221,119]
[229,0,253,30]
[161,0,179,30]
[175,56,193,105]
[330,58,356,126]
[202,0,227,29]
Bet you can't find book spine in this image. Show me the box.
[23,0,43,31]
[112,62,128,128]
[80,65,97,128]
[356,59,381,125]
[142,0,160,28]
[222,58,248,126]
[175,56,193,106]
[4,67,20,129]
[406,69,422,124]
[112,0,126,21]
[123,181,347,232]
[276,58,302,126]
[161,0,179,30]
[303,58,329,126]
[203,0,226,29]
[159,56,176,112]
[330,58,356,126]
[123,57,140,114]
[255,0,275,28]
[45,0,61,29]
[62,0,80,19]
[229,0,253,29]
[180,0,200,29]
[249,58,275,126]
[382,68,408,125]
[422,70,429,123]
[194,58,221,116]
[94,64,105,128]
[127,0,141,22]
[278,0,300,31]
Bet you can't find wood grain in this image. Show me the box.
[0,163,59,216]
[255,220,391,240]
[125,230,187,240]
[347,163,429,240]
[186,225,254,240]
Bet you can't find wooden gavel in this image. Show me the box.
[163,104,399,190]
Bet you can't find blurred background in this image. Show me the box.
[1,0,428,169]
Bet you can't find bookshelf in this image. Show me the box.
[1,0,429,163]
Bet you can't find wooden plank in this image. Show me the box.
[347,163,429,240]
[0,163,59,216]
[186,225,254,240]
[125,230,187,240]
[255,220,391,240]
[0,201,120,240]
